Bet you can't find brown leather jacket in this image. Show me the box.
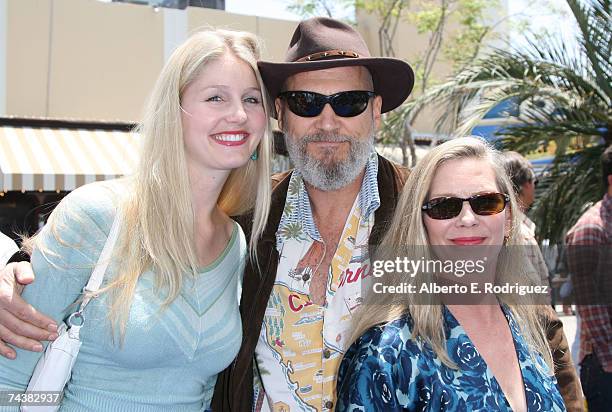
[211,154,582,411]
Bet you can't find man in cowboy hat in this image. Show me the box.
[0,17,583,412]
[220,17,414,411]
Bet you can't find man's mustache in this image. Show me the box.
[300,134,352,144]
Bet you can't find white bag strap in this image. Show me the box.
[76,212,123,314]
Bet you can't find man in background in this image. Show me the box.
[566,145,612,412]
[503,151,551,298]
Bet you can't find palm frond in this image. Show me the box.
[384,0,611,242]
[567,0,612,99]
[526,144,605,242]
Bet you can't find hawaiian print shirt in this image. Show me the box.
[337,306,567,411]
[253,152,380,412]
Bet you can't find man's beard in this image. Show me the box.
[285,131,375,191]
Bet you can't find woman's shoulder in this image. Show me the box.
[349,314,418,356]
[28,181,130,293]
[61,179,125,214]
[337,314,423,410]
[35,179,129,255]
[52,180,127,231]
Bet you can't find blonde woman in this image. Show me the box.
[337,138,565,411]
[0,29,271,411]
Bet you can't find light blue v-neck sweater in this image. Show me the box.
[0,181,245,411]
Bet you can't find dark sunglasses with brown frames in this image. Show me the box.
[422,192,510,220]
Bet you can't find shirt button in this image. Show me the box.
[302,272,310,281]
[324,400,334,409]
[323,349,331,359]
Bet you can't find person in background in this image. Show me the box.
[502,151,551,296]
[565,145,612,412]
[503,151,537,212]
[0,29,272,411]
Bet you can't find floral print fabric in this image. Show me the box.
[337,306,566,411]
[253,152,381,411]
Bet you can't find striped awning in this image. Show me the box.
[0,125,140,192]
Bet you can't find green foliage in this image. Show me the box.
[399,0,611,242]
[403,0,501,72]
[288,1,318,16]
[287,0,494,72]
[355,0,408,17]
[444,0,494,69]
[409,3,444,33]
[377,105,408,145]
[528,144,604,242]
[372,0,501,166]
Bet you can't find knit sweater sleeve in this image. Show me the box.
[0,182,119,399]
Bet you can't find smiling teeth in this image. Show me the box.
[214,134,247,142]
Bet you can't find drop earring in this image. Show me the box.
[250,151,258,161]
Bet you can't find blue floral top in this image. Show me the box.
[337,307,566,411]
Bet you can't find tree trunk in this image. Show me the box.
[403,120,417,167]
[400,131,408,166]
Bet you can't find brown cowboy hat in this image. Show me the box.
[258,17,414,114]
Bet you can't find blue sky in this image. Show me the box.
[507,0,579,52]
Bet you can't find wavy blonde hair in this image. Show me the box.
[76,29,270,340]
[351,137,553,371]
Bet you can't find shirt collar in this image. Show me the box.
[276,150,381,251]
[360,150,381,221]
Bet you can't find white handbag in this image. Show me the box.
[21,213,122,412]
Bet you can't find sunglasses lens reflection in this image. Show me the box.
[425,193,507,220]
[332,93,370,117]
[286,93,319,117]
[471,194,506,215]
[427,198,463,219]
[282,91,373,118]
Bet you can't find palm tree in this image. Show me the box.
[399,0,611,243]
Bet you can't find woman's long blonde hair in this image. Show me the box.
[36,29,272,341]
[351,137,553,371]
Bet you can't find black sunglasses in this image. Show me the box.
[278,90,376,118]
[422,192,510,220]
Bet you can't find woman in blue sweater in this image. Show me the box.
[0,29,272,411]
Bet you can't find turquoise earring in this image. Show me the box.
[250,151,258,161]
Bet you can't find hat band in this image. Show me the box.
[296,49,360,62]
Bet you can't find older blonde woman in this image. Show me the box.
[0,29,272,411]
[337,138,565,411]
